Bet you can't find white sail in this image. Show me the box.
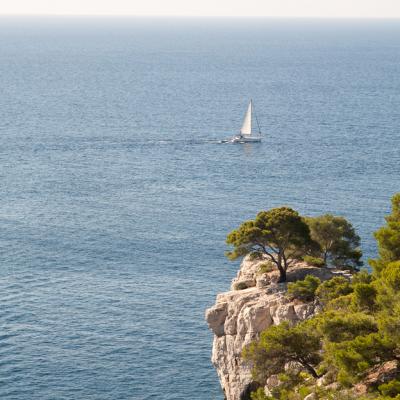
[240,101,252,135]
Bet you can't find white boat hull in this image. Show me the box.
[230,135,262,143]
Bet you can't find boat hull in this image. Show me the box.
[230,135,262,143]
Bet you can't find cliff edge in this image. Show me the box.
[205,256,340,400]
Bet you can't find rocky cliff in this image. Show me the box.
[205,256,338,400]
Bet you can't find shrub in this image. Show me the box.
[377,312,400,344]
[352,270,374,285]
[258,262,274,274]
[327,333,396,383]
[298,385,312,398]
[315,276,353,305]
[318,312,378,342]
[269,373,307,400]
[326,293,353,312]
[250,388,271,400]
[379,380,400,397]
[234,281,249,290]
[249,251,263,261]
[381,261,400,291]
[303,255,326,268]
[370,193,400,276]
[352,283,377,312]
[287,275,321,302]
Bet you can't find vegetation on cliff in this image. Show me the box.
[305,214,363,270]
[226,208,362,283]
[239,193,400,399]
[226,207,315,282]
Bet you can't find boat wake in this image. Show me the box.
[125,138,227,146]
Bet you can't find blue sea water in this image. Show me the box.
[0,16,399,400]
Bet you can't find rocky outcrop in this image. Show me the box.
[354,360,399,395]
[205,256,339,400]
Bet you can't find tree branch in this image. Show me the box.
[256,242,278,265]
[297,358,320,379]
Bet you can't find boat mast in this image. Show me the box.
[252,101,262,135]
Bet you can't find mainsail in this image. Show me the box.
[240,101,252,135]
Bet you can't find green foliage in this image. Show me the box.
[243,321,322,383]
[318,312,377,342]
[251,372,308,400]
[226,207,315,282]
[375,262,400,341]
[315,276,353,305]
[298,386,311,398]
[234,281,249,290]
[305,214,363,270]
[268,372,307,400]
[287,275,321,302]
[381,261,400,291]
[251,387,272,400]
[352,283,377,312]
[370,193,400,276]
[258,262,275,274]
[327,333,395,383]
[326,293,353,312]
[352,270,374,285]
[303,255,326,267]
[379,380,400,397]
[249,251,264,260]
[377,312,400,343]
[243,194,400,400]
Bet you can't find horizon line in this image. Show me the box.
[1,14,400,19]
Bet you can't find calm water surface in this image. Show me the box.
[0,17,399,400]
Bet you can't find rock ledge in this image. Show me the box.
[205,256,340,400]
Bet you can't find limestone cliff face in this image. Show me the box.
[205,257,335,400]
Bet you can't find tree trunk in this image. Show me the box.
[277,253,287,282]
[303,363,319,379]
[278,268,286,283]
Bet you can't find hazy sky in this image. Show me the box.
[1,0,400,17]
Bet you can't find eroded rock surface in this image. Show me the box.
[205,256,335,400]
[354,360,399,395]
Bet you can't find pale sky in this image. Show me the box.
[1,0,400,18]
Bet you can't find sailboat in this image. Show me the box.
[229,100,262,143]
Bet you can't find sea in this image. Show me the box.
[0,17,399,400]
